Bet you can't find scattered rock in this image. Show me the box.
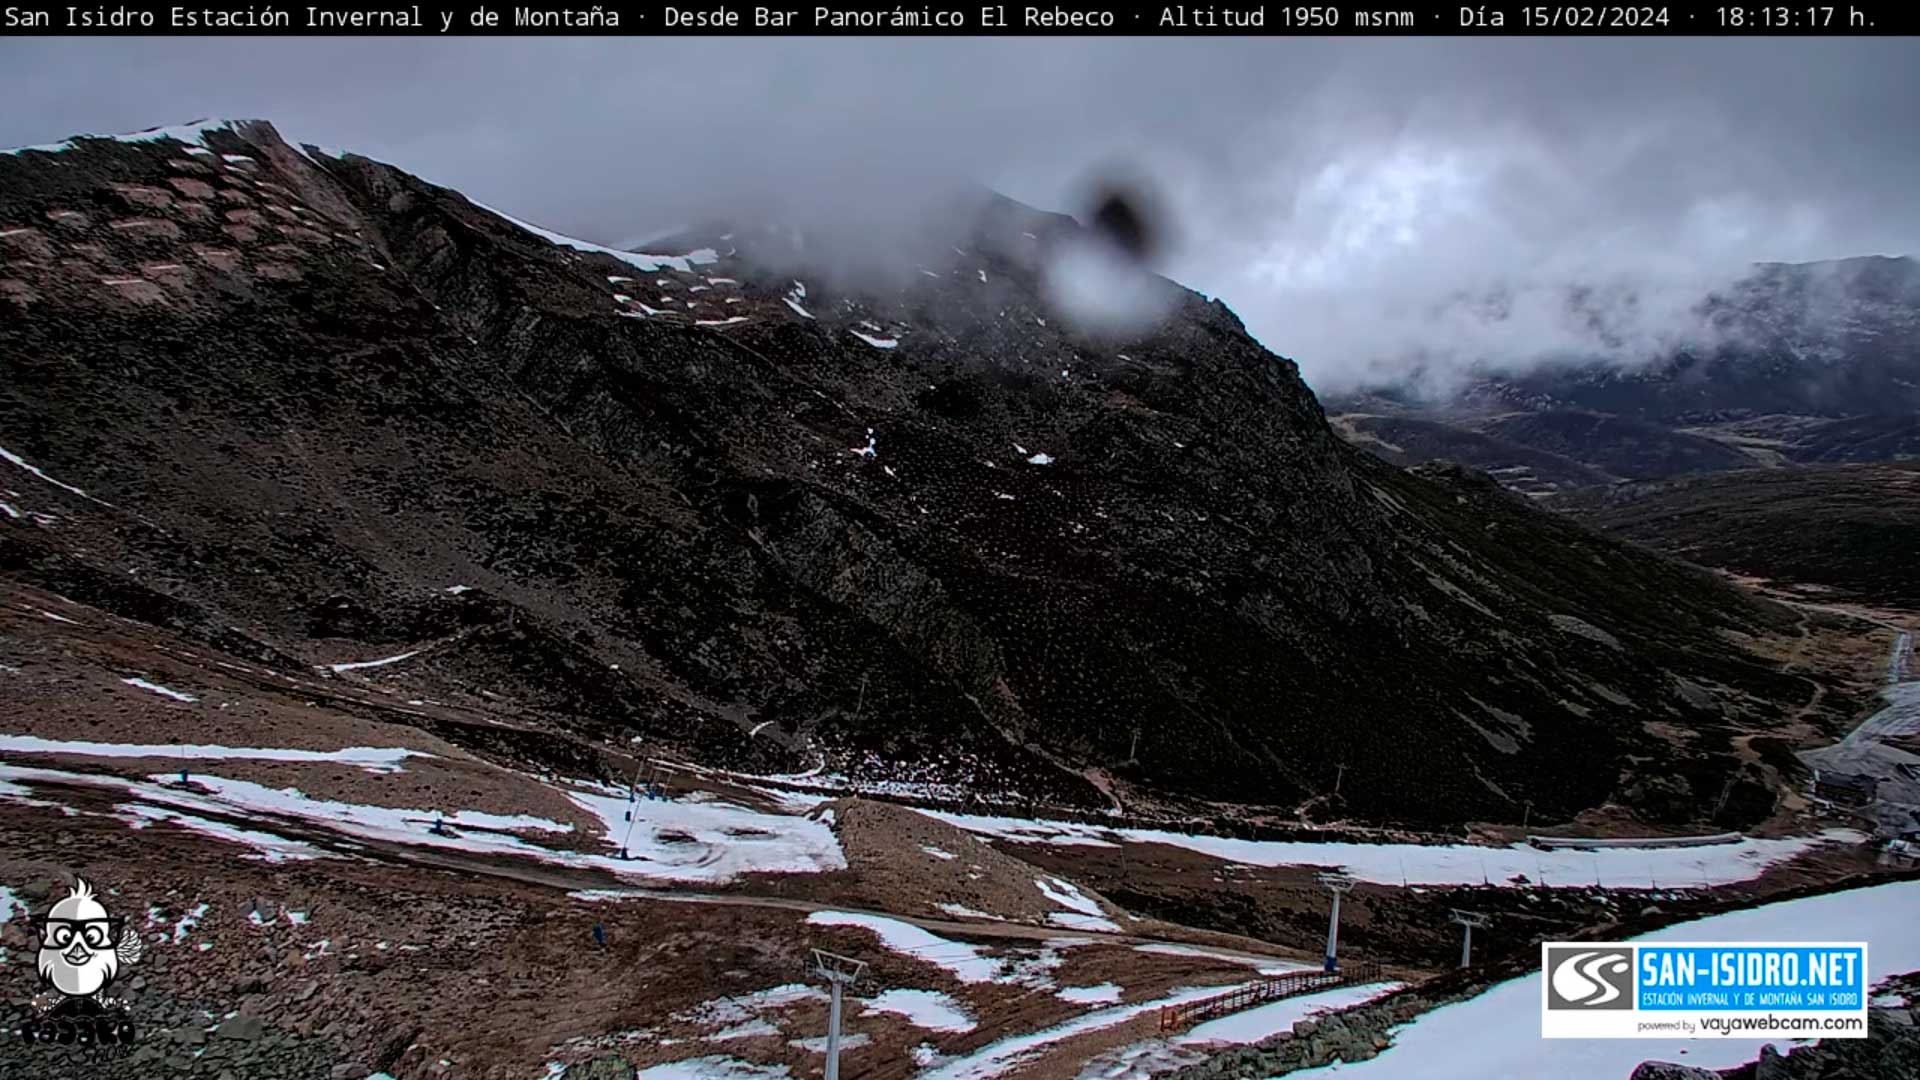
[1629,1063,1722,1080]
[563,1055,637,1080]
[167,177,217,200]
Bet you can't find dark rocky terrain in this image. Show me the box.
[1561,463,1920,608]
[0,120,1866,830]
[1476,410,1755,480]
[1331,412,1612,498]
[1632,976,1920,1080]
[1329,256,1920,491]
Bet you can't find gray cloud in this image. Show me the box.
[3,37,1915,391]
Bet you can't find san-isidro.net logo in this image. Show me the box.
[1541,941,1870,1039]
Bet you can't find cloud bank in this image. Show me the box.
[2,37,1914,392]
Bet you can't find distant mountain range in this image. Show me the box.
[1329,255,1920,496]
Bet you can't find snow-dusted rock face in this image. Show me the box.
[0,120,1842,826]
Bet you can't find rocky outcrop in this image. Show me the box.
[1163,990,1433,1079]
[1631,1064,1725,1080]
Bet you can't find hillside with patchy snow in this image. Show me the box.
[0,119,1867,829]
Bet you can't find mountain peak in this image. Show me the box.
[1,116,273,157]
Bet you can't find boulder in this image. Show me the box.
[563,1056,637,1080]
[1751,1042,1791,1080]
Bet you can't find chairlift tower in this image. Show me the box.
[1450,909,1490,968]
[809,949,867,1080]
[1318,872,1356,972]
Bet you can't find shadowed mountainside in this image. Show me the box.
[1561,462,1920,609]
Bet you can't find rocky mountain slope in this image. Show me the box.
[1562,462,1920,609]
[1329,256,1920,491]
[0,120,1861,830]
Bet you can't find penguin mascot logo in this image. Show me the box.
[17,878,143,1046]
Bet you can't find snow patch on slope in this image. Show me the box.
[861,988,977,1033]
[1036,877,1120,933]
[121,678,197,702]
[0,445,112,505]
[637,1058,792,1080]
[923,809,1859,890]
[120,803,334,863]
[1058,983,1123,1005]
[471,200,720,274]
[805,911,999,983]
[0,735,421,774]
[1,763,838,886]
[327,650,421,673]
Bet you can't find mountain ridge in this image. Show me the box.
[1327,254,1920,493]
[0,118,1861,830]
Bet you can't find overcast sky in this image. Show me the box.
[3,37,1915,391]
